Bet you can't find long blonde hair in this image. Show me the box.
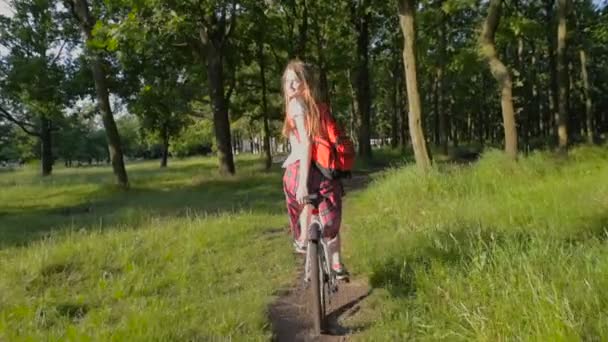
[281,60,322,139]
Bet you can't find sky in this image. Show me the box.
[0,1,13,17]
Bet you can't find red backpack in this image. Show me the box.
[311,103,355,179]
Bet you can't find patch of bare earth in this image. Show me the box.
[269,262,371,342]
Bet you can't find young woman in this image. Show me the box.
[281,60,348,280]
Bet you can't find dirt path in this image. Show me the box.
[269,266,370,341]
[269,172,377,341]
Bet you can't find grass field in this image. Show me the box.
[1,147,607,340]
[344,146,608,340]
[0,156,296,341]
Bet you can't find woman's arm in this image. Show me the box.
[290,98,311,204]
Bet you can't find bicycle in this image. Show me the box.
[302,194,340,335]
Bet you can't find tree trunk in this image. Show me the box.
[200,30,235,175]
[433,71,440,145]
[556,0,569,150]
[160,124,169,168]
[399,73,408,149]
[40,116,53,176]
[579,49,593,144]
[545,0,558,139]
[258,39,272,170]
[353,2,372,160]
[314,19,330,105]
[516,36,531,152]
[480,0,518,159]
[399,0,432,171]
[69,0,128,187]
[438,11,448,155]
[346,69,358,146]
[295,0,308,59]
[391,62,399,149]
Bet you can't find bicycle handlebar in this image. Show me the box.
[303,194,319,201]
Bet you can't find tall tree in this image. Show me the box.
[480,0,518,159]
[545,0,558,139]
[294,0,308,59]
[579,49,593,143]
[399,0,432,170]
[0,0,71,176]
[253,4,273,170]
[436,1,448,155]
[198,2,237,175]
[351,0,373,160]
[65,0,129,187]
[556,0,570,150]
[112,0,237,175]
[111,10,196,169]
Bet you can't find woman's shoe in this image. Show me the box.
[293,240,307,254]
[332,264,350,281]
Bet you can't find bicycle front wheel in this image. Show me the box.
[307,240,324,335]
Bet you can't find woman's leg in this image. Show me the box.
[298,204,313,244]
[283,162,303,241]
[326,233,342,269]
[317,179,347,275]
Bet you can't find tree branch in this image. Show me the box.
[224,0,238,39]
[225,69,236,104]
[50,40,68,65]
[187,111,208,119]
[0,105,40,137]
[197,0,211,45]
[269,45,285,75]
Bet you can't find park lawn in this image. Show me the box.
[0,155,297,341]
[342,146,608,340]
[2,146,607,340]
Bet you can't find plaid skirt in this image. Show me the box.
[283,161,343,240]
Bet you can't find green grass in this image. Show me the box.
[0,156,286,247]
[343,146,608,340]
[0,155,296,340]
[2,147,607,340]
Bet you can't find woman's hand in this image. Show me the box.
[296,182,308,205]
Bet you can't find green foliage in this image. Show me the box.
[0,0,74,122]
[116,115,147,158]
[170,119,214,157]
[10,128,37,161]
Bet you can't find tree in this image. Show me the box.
[248,2,274,170]
[573,0,599,144]
[65,0,129,187]
[118,0,238,175]
[113,19,196,168]
[351,0,373,160]
[0,0,72,175]
[557,0,570,150]
[129,84,191,168]
[399,0,432,171]
[480,0,517,159]
[198,2,237,175]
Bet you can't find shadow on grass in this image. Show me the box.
[0,159,286,249]
[326,289,373,336]
[369,219,608,299]
[0,150,407,249]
